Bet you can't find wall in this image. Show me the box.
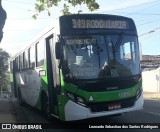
[142,68,160,93]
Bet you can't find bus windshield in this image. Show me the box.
[62,34,140,80]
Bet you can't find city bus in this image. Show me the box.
[10,14,143,121]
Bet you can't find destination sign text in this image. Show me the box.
[72,19,127,29]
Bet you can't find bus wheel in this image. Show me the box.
[41,93,50,118]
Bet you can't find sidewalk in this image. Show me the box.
[0,93,19,132]
[143,92,160,100]
[0,93,17,123]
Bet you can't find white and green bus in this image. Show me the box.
[10,14,143,121]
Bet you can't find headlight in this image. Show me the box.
[66,92,75,100]
[66,92,85,106]
[77,96,85,106]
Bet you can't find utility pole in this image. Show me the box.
[159,69,160,93]
[0,0,7,42]
[1,86,2,95]
[0,77,1,95]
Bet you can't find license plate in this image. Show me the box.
[108,104,121,110]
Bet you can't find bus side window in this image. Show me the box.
[15,57,19,71]
[120,42,131,60]
[120,45,124,60]
[131,42,135,61]
[29,45,35,68]
[19,54,23,70]
[36,42,44,67]
[123,42,131,60]
[25,50,29,69]
[18,56,20,70]
[23,52,25,69]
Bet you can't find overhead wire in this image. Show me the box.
[97,0,160,35]
[97,0,160,13]
[3,0,160,46]
[94,0,160,32]
[140,30,160,42]
[127,1,160,15]
[3,0,160,22]
[138,18,160,26]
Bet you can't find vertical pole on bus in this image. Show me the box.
[1,86,2,95]
[0,77,1,95]
[159,69,160,93]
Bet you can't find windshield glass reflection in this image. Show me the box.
[62,35,140,80]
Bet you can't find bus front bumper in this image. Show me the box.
[64,93,143,121]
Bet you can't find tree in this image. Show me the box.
[33,0,99,19]
[0,48,10,91]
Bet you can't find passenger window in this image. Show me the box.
[15,57,19,71]
[19,54,23,70]
[23,52,25,69]
[25,50,29,69]
[29,45,35,68]
[36,42,44,67]
[131,42,136,61]
[123,42,131,60]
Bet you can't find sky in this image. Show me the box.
[0,0,160,56]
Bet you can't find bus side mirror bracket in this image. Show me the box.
[55,42,63,59]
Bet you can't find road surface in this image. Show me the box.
[0,93,160,132]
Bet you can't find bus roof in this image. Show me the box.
[60,14,133,20]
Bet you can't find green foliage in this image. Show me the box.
[33,0,99,19]
[0,48,10,91]
[61,4,72,15]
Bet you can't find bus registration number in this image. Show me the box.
[108,104,121,110]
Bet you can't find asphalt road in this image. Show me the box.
[0,93,160,132]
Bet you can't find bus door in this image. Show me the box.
[46,35,60,116]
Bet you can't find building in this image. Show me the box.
[141,55,160,71]
[141,55,160,93]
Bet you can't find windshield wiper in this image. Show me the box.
[92,43,103,69]
[92,44,103,55]
[71,45,77,55]
[113,32,124,53]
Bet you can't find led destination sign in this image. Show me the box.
[59,15,135,34]
[72,19,127,29]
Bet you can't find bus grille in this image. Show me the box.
[79,79,138,92]
[87,97,136,112]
